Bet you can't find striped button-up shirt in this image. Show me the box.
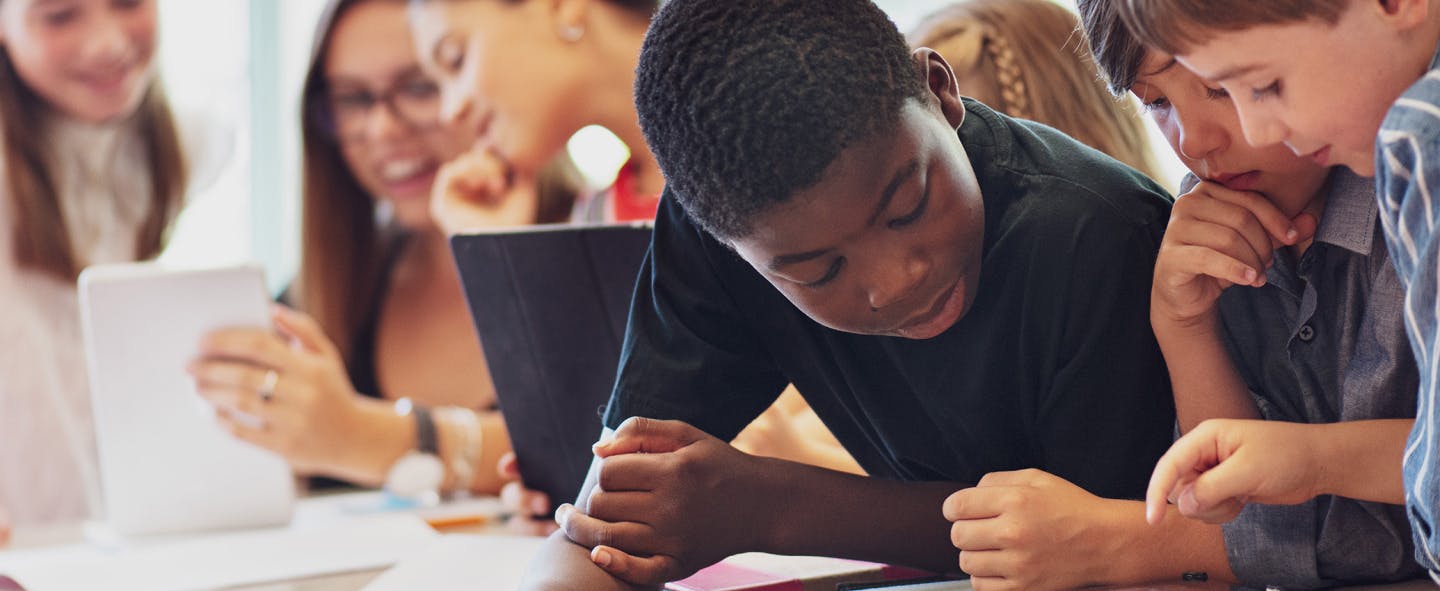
[1377,45,1440,575]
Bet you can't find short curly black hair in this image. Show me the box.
[635,0,928,240]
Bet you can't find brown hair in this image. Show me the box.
[413,0,659,18]
[1115,0,1347,57]
[0,48,187,280]
[296,0,583,362]
[910,0,1165,182]
[1076,0,1148,96]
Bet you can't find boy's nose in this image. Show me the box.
[866,252,930,312]
[1234,104,1288,149]
[1175,112,1227,162]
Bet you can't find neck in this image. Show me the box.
[583,8,667,196]
[1420,3,1440,71]
[398,226,458,280]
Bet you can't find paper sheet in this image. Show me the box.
[362,534,547,591]
[0,514,436,591]
[360,533,544,588]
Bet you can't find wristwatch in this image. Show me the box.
[384,398,445,501]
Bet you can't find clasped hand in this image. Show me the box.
[558,417,774,587]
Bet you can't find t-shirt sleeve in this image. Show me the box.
[601,193,789,441]
[1033,198,1176,501]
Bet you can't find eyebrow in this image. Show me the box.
[767,158,920,271]
[1205,63,1264,84]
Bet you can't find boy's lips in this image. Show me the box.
[895,278,966,339]
[1210,171,1262,192]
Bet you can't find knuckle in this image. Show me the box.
[588,491,611,517]
[999,491,1025,512]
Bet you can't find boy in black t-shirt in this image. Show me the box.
[518,1,1179,589]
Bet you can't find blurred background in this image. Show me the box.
[154,0,1186,292]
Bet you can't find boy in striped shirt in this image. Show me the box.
[1113,0,1440,580]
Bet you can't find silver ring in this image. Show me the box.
[258,369,279,403]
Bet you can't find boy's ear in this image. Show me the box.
[1380,0,1431,30]
[911,48,966,130]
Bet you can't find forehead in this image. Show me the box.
[407,0,478,41]
[734,102,948,254]
[326,3,418,78]
[1173,22,1322,80]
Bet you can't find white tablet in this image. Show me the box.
[78,263,295,537]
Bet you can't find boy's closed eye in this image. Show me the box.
[1250,79,1282,102]
[887,183,930,229]
[1201,84,1230,100]
[802,183,930,289]
[802,258,845,289]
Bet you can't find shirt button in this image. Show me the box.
[1298,324,1316,342]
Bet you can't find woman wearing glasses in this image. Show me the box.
[187,0,581,496]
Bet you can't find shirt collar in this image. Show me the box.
[1312,167,1377,256]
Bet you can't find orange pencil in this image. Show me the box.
[423,513,489,531]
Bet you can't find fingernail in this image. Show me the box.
[531,496,549,516]
[593,548,612,567]
[1286,228,1299,242]
[555,504,571,527]
[1244,268,1258,283]
[1179,488,1198,514]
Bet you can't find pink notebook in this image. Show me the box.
[667,553,930,591]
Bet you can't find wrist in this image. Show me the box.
[1151,304,1221,335]
[750,455,799,555]
[348,398,418,486]
[1303,423,1339,499]
[1084,498,1144,585]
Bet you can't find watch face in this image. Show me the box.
[385,452,445,499]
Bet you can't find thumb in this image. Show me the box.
[447,144,512,205]
[1290,211,1319,244]
[497,451,520,479]
[271,305,337,357]
[594,417,706,457]
[1184,450,1261,519]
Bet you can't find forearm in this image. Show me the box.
[1152,313,1259,431]
[758,458,960,573]
[1101,499,1236,586]
[520,531,655,591]
[1311,419,1411,504]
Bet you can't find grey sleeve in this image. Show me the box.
[1223,496,1423,588]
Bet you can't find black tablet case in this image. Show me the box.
[451,223,653,511]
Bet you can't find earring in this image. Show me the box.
[559,24,585,43]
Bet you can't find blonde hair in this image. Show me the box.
[0,47,187,280]
[910,0,1165,183]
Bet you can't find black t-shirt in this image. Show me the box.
[604,100,1176,500]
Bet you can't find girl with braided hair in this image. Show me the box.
[911,0,1170,187]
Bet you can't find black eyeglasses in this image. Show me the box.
[320,74,443,141]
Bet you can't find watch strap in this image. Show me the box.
[413,405,440,455]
